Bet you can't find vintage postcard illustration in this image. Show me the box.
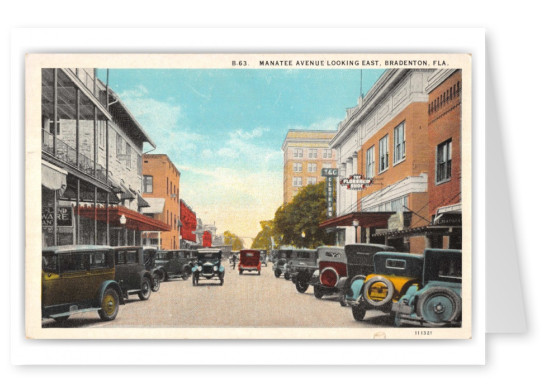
[26,53,471,339]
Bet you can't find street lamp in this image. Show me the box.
[120,214,127,245]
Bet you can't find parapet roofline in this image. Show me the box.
[108,88,156,148]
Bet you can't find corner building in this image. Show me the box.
[281,130,337,204]
[322,69,434,253]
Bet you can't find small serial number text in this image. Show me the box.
[414,330,433,336]
[232,61,248,66]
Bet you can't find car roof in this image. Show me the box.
[43,245,113,253]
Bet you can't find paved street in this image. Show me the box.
[42,262,395,329]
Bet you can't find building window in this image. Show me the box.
[98,120,106,148]
[308,149,318,159]
[307,177,317,185]
[293,177,303,187]
[136,152,142,176]
[293,163,302,172]
[293,148,303,158]
[436,139,452,183]
[143,176,153,193]
[393,121,406,164]
[379,135,389,173]
[366,146,375,178]
[126,142,131,168]
[116,133,123,159]
[307,163,317,173]
[323,149,332,159]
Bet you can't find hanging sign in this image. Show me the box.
[340,174,374,190]
[326,177,334,217]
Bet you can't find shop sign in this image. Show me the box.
[42,206,73,228]
[340,174,373,190]
[321,168,339,177]
[433,213,462,226]
[326,177,334,217]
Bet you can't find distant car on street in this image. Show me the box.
[154,250,193,281]
[272,248,294,279]
[42,245,123,322]
[192,248,225,285]
[239,249,261,275]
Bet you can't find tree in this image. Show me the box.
[272,182,335,248]
[223,230,244,251]
[251,220,275,250]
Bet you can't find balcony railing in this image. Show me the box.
[65,69,108,108]
[42,129,107,183]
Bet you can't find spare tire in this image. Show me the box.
[417,287,461,326]
[363,276,394,308]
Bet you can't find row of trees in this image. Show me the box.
[223,230,244,251]
[252,181,335,250]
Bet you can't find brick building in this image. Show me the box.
[41,68,170,247]
[426,69,463,249]
[281,130,337,203]
[321,69,434,253]
[141,154,181,249]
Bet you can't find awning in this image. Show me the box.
[42,160,67,191]
[319,211,394,229]
[141,198,165,214]
[137,194,150,208]
[75,205,171,231]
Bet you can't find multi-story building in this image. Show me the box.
[321,68,463,253]
[179,199,197,248]
[41,68,170,247]
[141,154,181,249]
[425,69,463,249]
[281,130,337,203]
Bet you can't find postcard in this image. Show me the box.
[26,53,472,340]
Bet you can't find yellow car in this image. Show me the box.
[42,245,124,323]
[345,252,424,321]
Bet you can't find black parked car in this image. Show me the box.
[142,246,163,292]
[344,243,396,290]
[154,250,193,281]
[192,249,225,286]
[272,248,294,279]
[113,246,158,302]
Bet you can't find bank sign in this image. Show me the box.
[340,174,373,190]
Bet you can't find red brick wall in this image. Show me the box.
[427,70,462,217]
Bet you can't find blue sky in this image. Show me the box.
[98,68,385,243]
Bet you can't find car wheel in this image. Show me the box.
[295,278,309,294]
[192,273,198,286]
[98,288,119,321]
[417,287,461,326]
[352,305,366,321]
[258,270,261,276]
[313,285,324,299]
[239,269,243,275]
[151,274,161,292]
[138,278,151,301]
[220,278,224,286]
[54,315,70,323]
[274,269,281,278]
[284,272,290,280]
[159,269,167,282]
[363,276,395,308]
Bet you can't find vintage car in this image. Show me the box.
[192,248,225,285]
[154,250,193,281]
[259,250,268,266]
[114,246,159,301]
[302,246,347,305]
[283,249,317,291]
[346,251,424,321]
[142,246,162,292]
[239,249,261,275]
[42,245,123,322]
[272,248,294,278]
[393,249,462,327]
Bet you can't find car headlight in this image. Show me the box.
[214,266,218,271]
[197,266,202,272]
